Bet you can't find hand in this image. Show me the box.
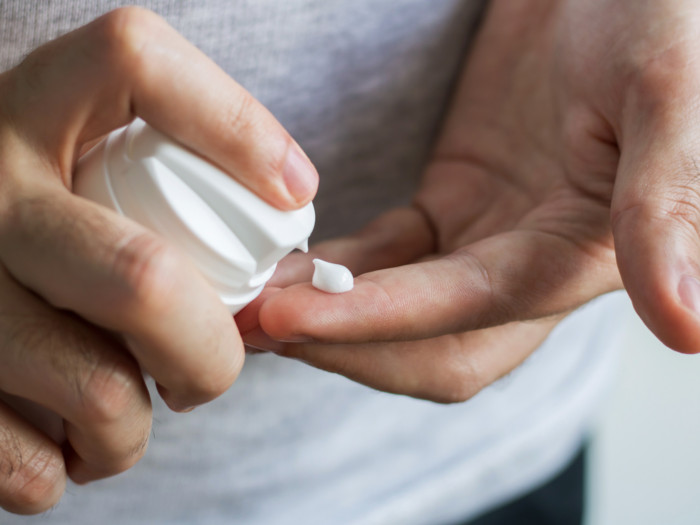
[0,7,317,514]
[245,1,700,400]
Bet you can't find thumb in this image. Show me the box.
[1,7,317,210]
[613,94,700,354]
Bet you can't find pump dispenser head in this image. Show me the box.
[73,118,315,314]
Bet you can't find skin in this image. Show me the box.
[0,7,317,514]
[246,0,700,403]
[3,0,700,515]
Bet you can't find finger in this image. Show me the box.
[245,205,433,343]
[249,316,560,403]
[0,185,243,412]
[0,399,65,514]
[0,268,153,485]
[260,200,619,343]
[241,206,432,350]
[268,206,435,288]
[0,6,317,209]
[242,206,433,343]
[0,8,248,410]
[613,82,700,353]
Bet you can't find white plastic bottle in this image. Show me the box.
[73,118,315,313]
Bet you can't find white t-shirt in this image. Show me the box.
[0,1,627,523]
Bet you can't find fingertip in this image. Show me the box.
[626,263,700,354]
[667,273,700,354]
[614,204,700,354]
[234,287,280,336]
[154,335,244,413]
[155,384,198,413]
[258,284,316,342]
[63,444,95,486]
[281,141,319,208]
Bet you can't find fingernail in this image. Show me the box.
[678,274,700,315]
[283,143,318,205]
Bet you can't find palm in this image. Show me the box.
[413,21,622,325]
[249,0,700,400]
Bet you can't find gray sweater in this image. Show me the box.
[0,1,624,523]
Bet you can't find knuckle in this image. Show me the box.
[89,7,165,72]
[435,365,482,405]
[69,359,151,473]
[429,380,480,404]
[422,336,484,404]
[452,250,516,328]
[615,163,700,244]
[76,359,144,425]
[111,232,182,316]
[610,201,643,236]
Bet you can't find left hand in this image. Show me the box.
[240,0,700,402]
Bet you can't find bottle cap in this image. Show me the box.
[74,118,315,313]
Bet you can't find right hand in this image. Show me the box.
[0,7,318,514]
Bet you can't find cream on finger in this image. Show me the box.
[312,259,354,293]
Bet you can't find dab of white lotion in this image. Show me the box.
[312,259,354,293]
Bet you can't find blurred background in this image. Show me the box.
[586,297,700,525]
